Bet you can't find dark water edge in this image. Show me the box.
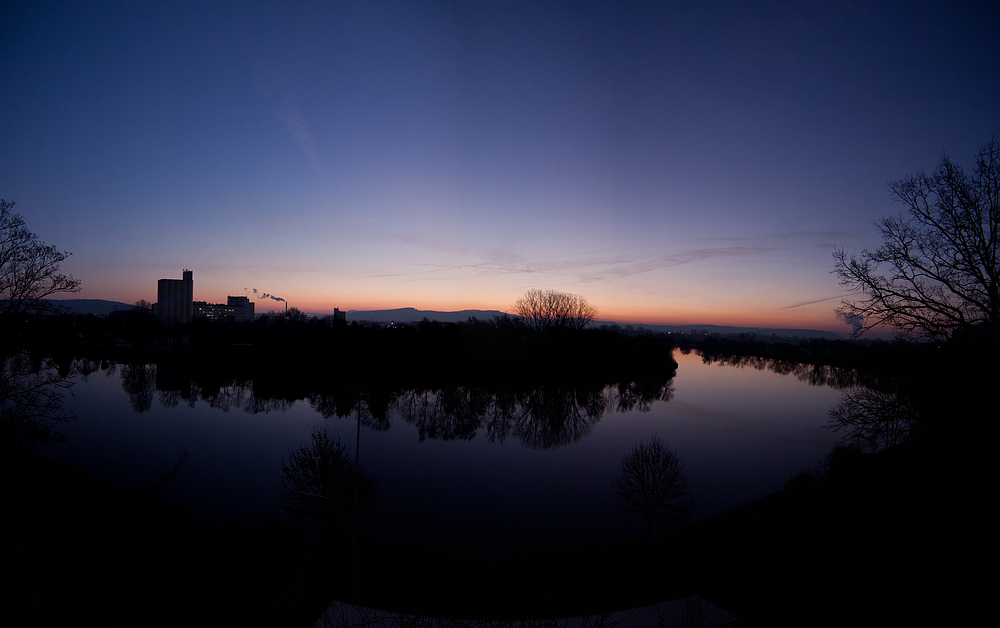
[5,432,980,628]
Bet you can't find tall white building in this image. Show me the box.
[155,269,193,324]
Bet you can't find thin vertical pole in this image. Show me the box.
[351,362,362,604]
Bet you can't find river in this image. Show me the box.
[38,349,846,557]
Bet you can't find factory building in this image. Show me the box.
[155,270,260,324]
[193,296,255,322]
[155,269,358,325]
[227,295,255,322]
[155,269,194,325]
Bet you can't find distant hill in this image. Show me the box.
[44,299,134,316]
[346,308,508,324]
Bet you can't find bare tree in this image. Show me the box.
[833,139,1000,340]
[286,306,309,323]
[512,289,598,333]
[0,199,81,317]
[612,435,690,537]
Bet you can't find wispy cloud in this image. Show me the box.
[774,295,843,310]
[348,261,575,283]
[369,228,837,287]
[277,93,322,174]
[693,230,853,244]
[350,238,784,286]
[600,246,784,278]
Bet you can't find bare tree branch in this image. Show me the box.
[1,199,81,318]
[512,289,598,333]
[833,139,1000,340]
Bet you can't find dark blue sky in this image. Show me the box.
[2,1,996,329]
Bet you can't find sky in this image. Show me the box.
[2,1,997,332]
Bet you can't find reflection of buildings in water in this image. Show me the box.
[155,362,194,401]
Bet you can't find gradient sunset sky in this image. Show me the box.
[2,1,996,331]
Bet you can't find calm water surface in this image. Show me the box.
[43,350,845,554]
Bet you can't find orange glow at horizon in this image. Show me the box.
[93,263,848,333]
[284,296,846,332]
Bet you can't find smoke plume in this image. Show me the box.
[837,311,864,334]
[252,288,286,303]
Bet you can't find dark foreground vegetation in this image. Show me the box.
[3,312,993,626]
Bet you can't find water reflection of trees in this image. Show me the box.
[118,362,156,413]
[1,352,74,446]
[392,378,674,450]
[305,377,675,449]
[698,352,863,389]
[698,351,918,452]
[152,378,292,415]
[280,427,377,531]
[396,387,487,442]
[82,358,296,416]
[828,386,917,453]
[65,356,676,449]
[199,380,292,415]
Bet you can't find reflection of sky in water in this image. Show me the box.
[44,350,843,554]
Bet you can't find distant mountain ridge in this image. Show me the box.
[346,308,508,324]
[45,299,134,315]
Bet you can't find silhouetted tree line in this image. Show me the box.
[5,311,677,390]
[681,332,980,387]
[684,333,892,371]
